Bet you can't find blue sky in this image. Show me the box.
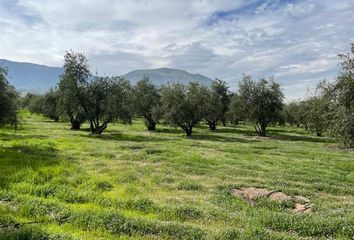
[0,0,353,100]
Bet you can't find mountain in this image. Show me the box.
[0,59,63,93]
[123,68,213,86]
[0,59,213,92]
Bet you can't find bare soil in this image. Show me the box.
[231,187,312,213]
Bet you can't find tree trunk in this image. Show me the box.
[90,121,94,132]
[316,128,322,137]
[146,119,156,131]
[90,118,110,134]
[70,116,82,130]
[221,117,227,126]
[70,120,81,130]
[90,120,103,134]
[91,125,104,134]
[255,122,267,136]
[209,123,216,131]
[258,130,266,137]
[185,128,192,137]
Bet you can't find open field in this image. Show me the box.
[0,112,353,239]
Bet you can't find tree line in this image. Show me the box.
[1,43,353,147]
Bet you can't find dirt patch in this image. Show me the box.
[251,136,269,141]
[0,200,11,205]
[231,187,312,213]
[293,203,312,213]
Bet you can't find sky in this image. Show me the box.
[0,0,353,100]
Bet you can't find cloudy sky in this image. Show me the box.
[1,0,353,100]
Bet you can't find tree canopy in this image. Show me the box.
[82,76,134,134]
[328,44,354,146]
[161,82,205,136]
[57,51,90,129]
[133,77,161,131]
[0,66,18,127]
[201,84,223,130]
[238,75,284,136]
[211,79,229,126]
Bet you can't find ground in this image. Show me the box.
[0,111,353,239]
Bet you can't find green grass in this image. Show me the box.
[0,111,353,239]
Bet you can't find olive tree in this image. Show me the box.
[0,66,18,127]
[201,86,222,130]
[238,75,284,136]
[42,89,60,122]
[27,94,44,115]
[211,79,230,126]
[303,96,329,137]
[26,89,59,121]
[82,76,133,134]
[228,93,244,125]
[58,51,90,129]
[20,92,37,109]
[160,82,205,136]
[326,43,354,146]
[133,77,161,131]
[284,101,302,127]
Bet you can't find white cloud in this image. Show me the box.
[284,2,315,17]
[0,0,353,99]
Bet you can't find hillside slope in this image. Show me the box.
[0,59,62,92]
[0,60,213,92]
[123,67,213,86]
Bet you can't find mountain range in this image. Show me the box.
[0,59,213,93]
[0,59,63,92]
[123,68,213,86]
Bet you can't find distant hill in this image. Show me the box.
[0,59,63,93]
[123,68,213,86]
[0,59,213,92]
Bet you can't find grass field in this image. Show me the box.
[0,111,353,239]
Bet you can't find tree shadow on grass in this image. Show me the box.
[191,134,256,143]
[206,126,332,144]
[268,133,333,143]
[84,132,169,142]
[213,127,256,136]
[154,128,184,134]
[0,132,48,141]
[0,143,59,188]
